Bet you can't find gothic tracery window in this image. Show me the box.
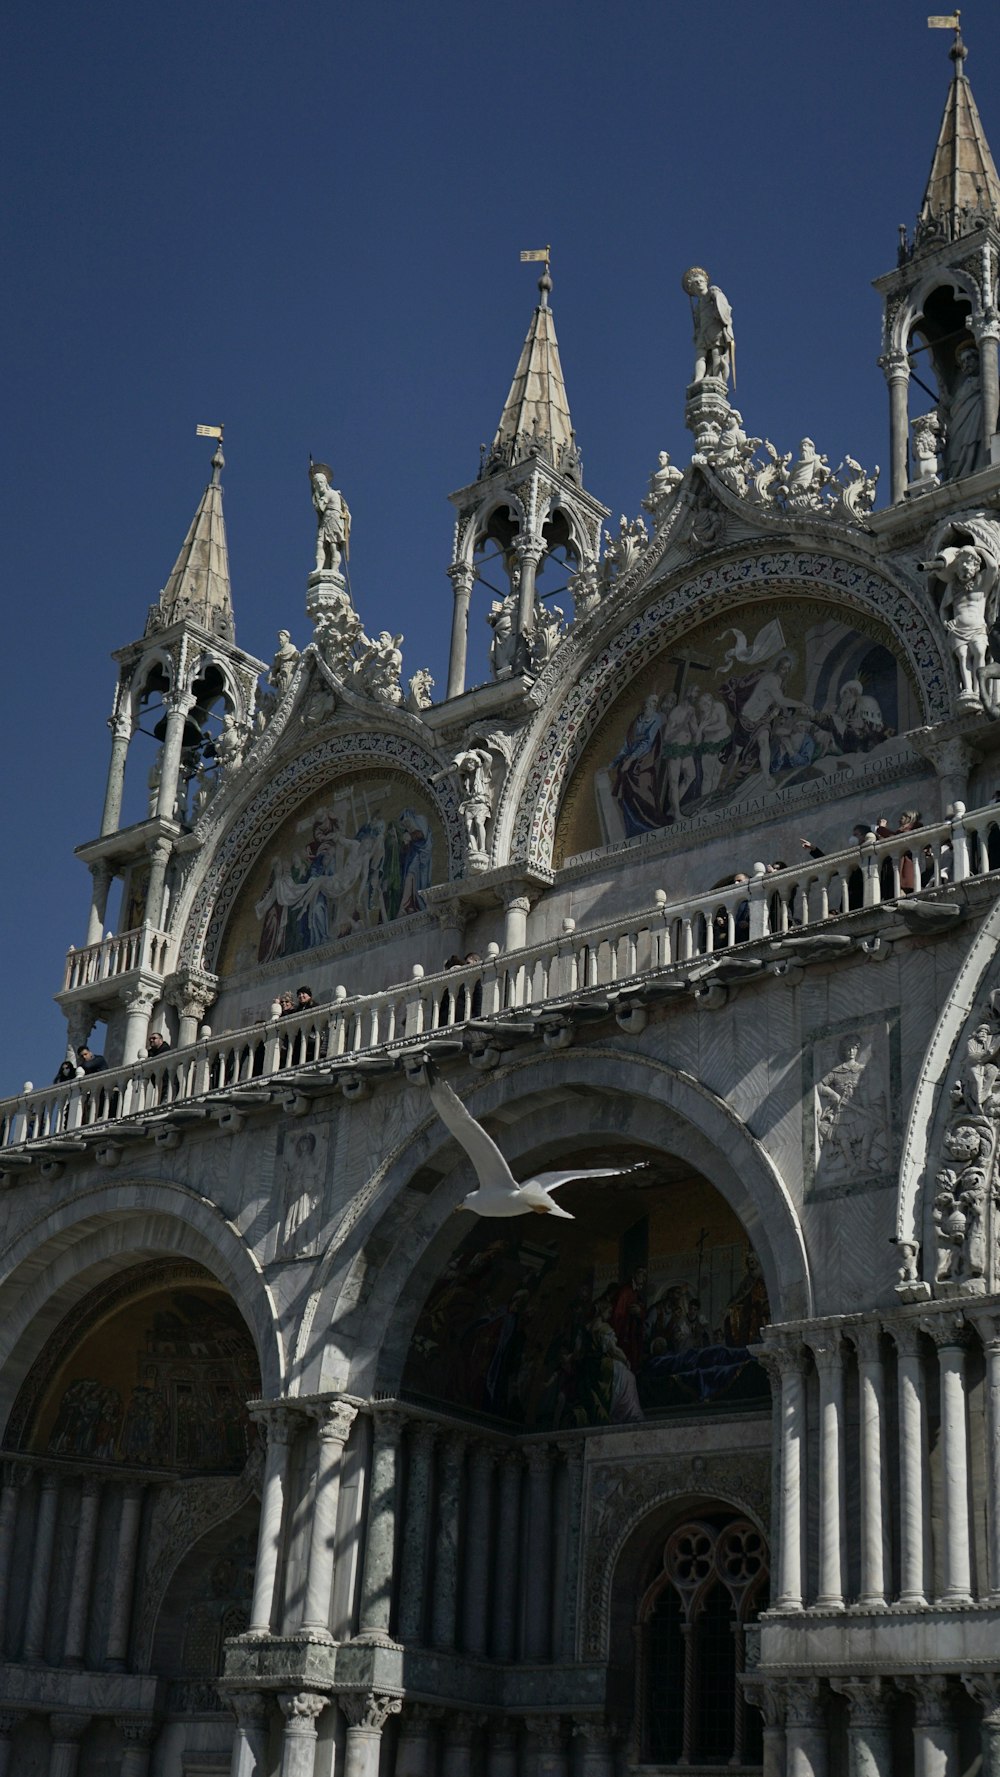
[639,1516,768,1768]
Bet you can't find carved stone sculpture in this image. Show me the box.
[530,601,565,672]
[487,597,521,681]
[911,411,944,487]
[215,712,246,773]
[602,515,648,583]
[941,342,984,482]
[921,518,1000,710]
[452,748,494,862]
[568,559,602,622]
[407,668,434,712]
[928,988,1000,1294]
[642,450,684,520]
[706,411,760,496]
[269,630,300,696]
[784,438,832,509]
[682,267,735,386]
[356,630,404,705]
[310,461,351,572]
[313,589,364,678]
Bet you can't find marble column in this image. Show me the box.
[396,1705,440,1777]
[962,1675,1000,1777]
[357,1406,405,1644]
[890,1320,929,1605]
[117,1716,158,1777]
[573,1719,615,1777]
[461,1441,496,1656]
[85,860,114,947]
[442,1713,479,1777]
[100,716,132,836]
[556,1443,584,1661]
[516,540,543,640]
[278,1692,328,1777]
[899,1676,956,1777]
[155,692,193,823]
[978,323,1000,448]
[47,1713,90,1777]
[300,1399,359,1638]
[523,1444,553,1660]
[758,1343,806,1610]
[503,890,532,955]
[884,351,911,504]
[340,1692,402,1777]
[493,1449,522,1659]
[144,834,174,933]
[446,563,475,700]
[851,1322,888,1607]
[784,1680,827,1777]
[432,1432,466,1651]
[923,1315,973,1604]
[63,1475,102,1665]
[398,1421,436,1645]
[741,1678,784,1777]
[811,1330,846,1610]
[524,1717,566,1777]
[0,1712,23,1777]
[105,1484,144,1669]
[0,1464,22,1651]
[487,1724,519,1777]
[228,1692,270,1777]
[121,985,158,1068]
[972,1309,1000,1600]
[833,1678,891,1777]
[23,1469,60,1662]
[248,1405,296,1634]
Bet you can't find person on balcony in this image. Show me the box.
[146,1031,171,1057]
[76,1045,107,1075]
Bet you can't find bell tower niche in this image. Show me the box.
[445,256,609,697]
[875,18,1000,502]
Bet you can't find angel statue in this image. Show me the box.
[310,459,351,573]
[682,267,735,387]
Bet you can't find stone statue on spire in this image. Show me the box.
[310,460,351,573]
[682,267,735,387]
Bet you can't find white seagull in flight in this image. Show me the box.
[426,1071,633,1219]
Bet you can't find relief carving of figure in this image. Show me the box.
[214,712,246,773]
[643,449,684,520]
[682,266,735,386]
[450,747,494,860]
[314,591,363,678]
[815,1035,885,1176]
[356,630,404,705]
[921,525,1000,709]
[568,559,603,622]
[707,411,759,496]
[530,601,565,672]
[310,461,351,572]
[487,597,521,681]
[784,438,832,509]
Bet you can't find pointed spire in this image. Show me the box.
[486,261,581,482]
[157,435,235,640]
[917,19,1000,247]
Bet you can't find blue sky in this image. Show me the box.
[0,0,993,1090]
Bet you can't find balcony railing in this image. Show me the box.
[6,799,999,1158]
[63,924,173,994]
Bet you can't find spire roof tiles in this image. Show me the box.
[485,270,581,482]
[155,444,235,641]
[917,31,1000,247]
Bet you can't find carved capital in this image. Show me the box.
[896,1675,951,1726]
[809,1327,846,1373]
[783,1680,823,1728]
[886,1317,925,1359]
[572,1717,613,1745]
[831,1676,888,1726]
[249,1401,298,1446]
[115,1716,158,1747]
[846,1320,883,1366]
[523,1715,564,1750]
[0,1712,23,1737]
[279,1692,329,1731]
[523,1442,553,1476]
[740,1677,785,1729]
[310,1398,361,1445]
[49,1713,90,1743]
[370,1403,408,1444]
[751,1337,805,1386]
[339,1692,403,1732]
[962,1673,1000,1724]
[445,1712,484,1744]
[227,1691,269,1731]
[163,965,219,1018]
[919,1309,970,1351]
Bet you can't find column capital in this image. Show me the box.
[445,1712,485,1743]
[115,1715,158,1747]
[339,1691,403,1731]
[967,1306,1000,1351]
[468,1438,499,1474]
[309,1397,361,1444]
[49,1713,90,1743]
[370,1402,408,1441]
[571,1716,613,1743]
[886,1316,926,1359]
[845,1320,883,1365]
[831,1676,888,1726]
[896,1675,951,1725]
[279,1691,329,1730]
[783,1680,823,1728]
[225,1691,269,1731]
[962,1673,1000,1724]
[919,1310,970,1351]
[447,562,476,595]
[403,1703,444,1730]
[523,1716,564,1748]
[523,1442,553,1475]
[248,1400,299,1444]
[808,1326,846,1371]
[740,1676,785,1729]
[752,1334,805,1381]
[0,1713,23,1737]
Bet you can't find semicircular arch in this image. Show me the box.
[0,1180,284,1436]
[292,1048,812,1398]
[497,546,950,872]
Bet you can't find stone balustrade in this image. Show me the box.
[62,925,173,995]
[5,799,997,1157]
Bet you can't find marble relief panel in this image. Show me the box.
[802,1009,900,1199]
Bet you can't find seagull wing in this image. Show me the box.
[528,1166,630,1193]
[427,1074,514,1194]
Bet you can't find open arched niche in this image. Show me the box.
[399,1157,771,1432]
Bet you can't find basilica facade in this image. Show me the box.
[4,25,1000,1777]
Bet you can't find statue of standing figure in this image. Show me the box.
[682,267,735,387]
[921,530,1000,707]
[310,460,351,573]
[941,343,985,483]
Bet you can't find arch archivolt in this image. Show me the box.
[890,266,985,355]
[292,1048,813,1398]
[0,1180,284,1432]
[582,1457,771,1663]
[174,727,464,972]
[498,547,950,871]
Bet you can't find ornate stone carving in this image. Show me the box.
[682,267,735,387]
[601,515,648,584]
[928,986,1000,1294]
[813,1028,888,1185]
[642,451,684,522]
[338,1692,403,1731]
[911,411,944,489]
[312,587,364,679]
[310,462,350,573]
[132,1446,263,1668]
[355,631,405,706]
[568,558,603,621]
[487,596,524,681]
[280,1691,329,1730]
[407,668,435,712]
[436,748,495,868]
[921,512,1000,712]
[269,630,300,697]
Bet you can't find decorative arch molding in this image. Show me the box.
[896,899,1000,1249]
[0,1181,284,1431]
[133,1451,263,1672]
[498,547,950,871]
[890,265,986,356]
[174,728,464,972]
[582,1463,771,1663]
[291,1047,813,1398]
